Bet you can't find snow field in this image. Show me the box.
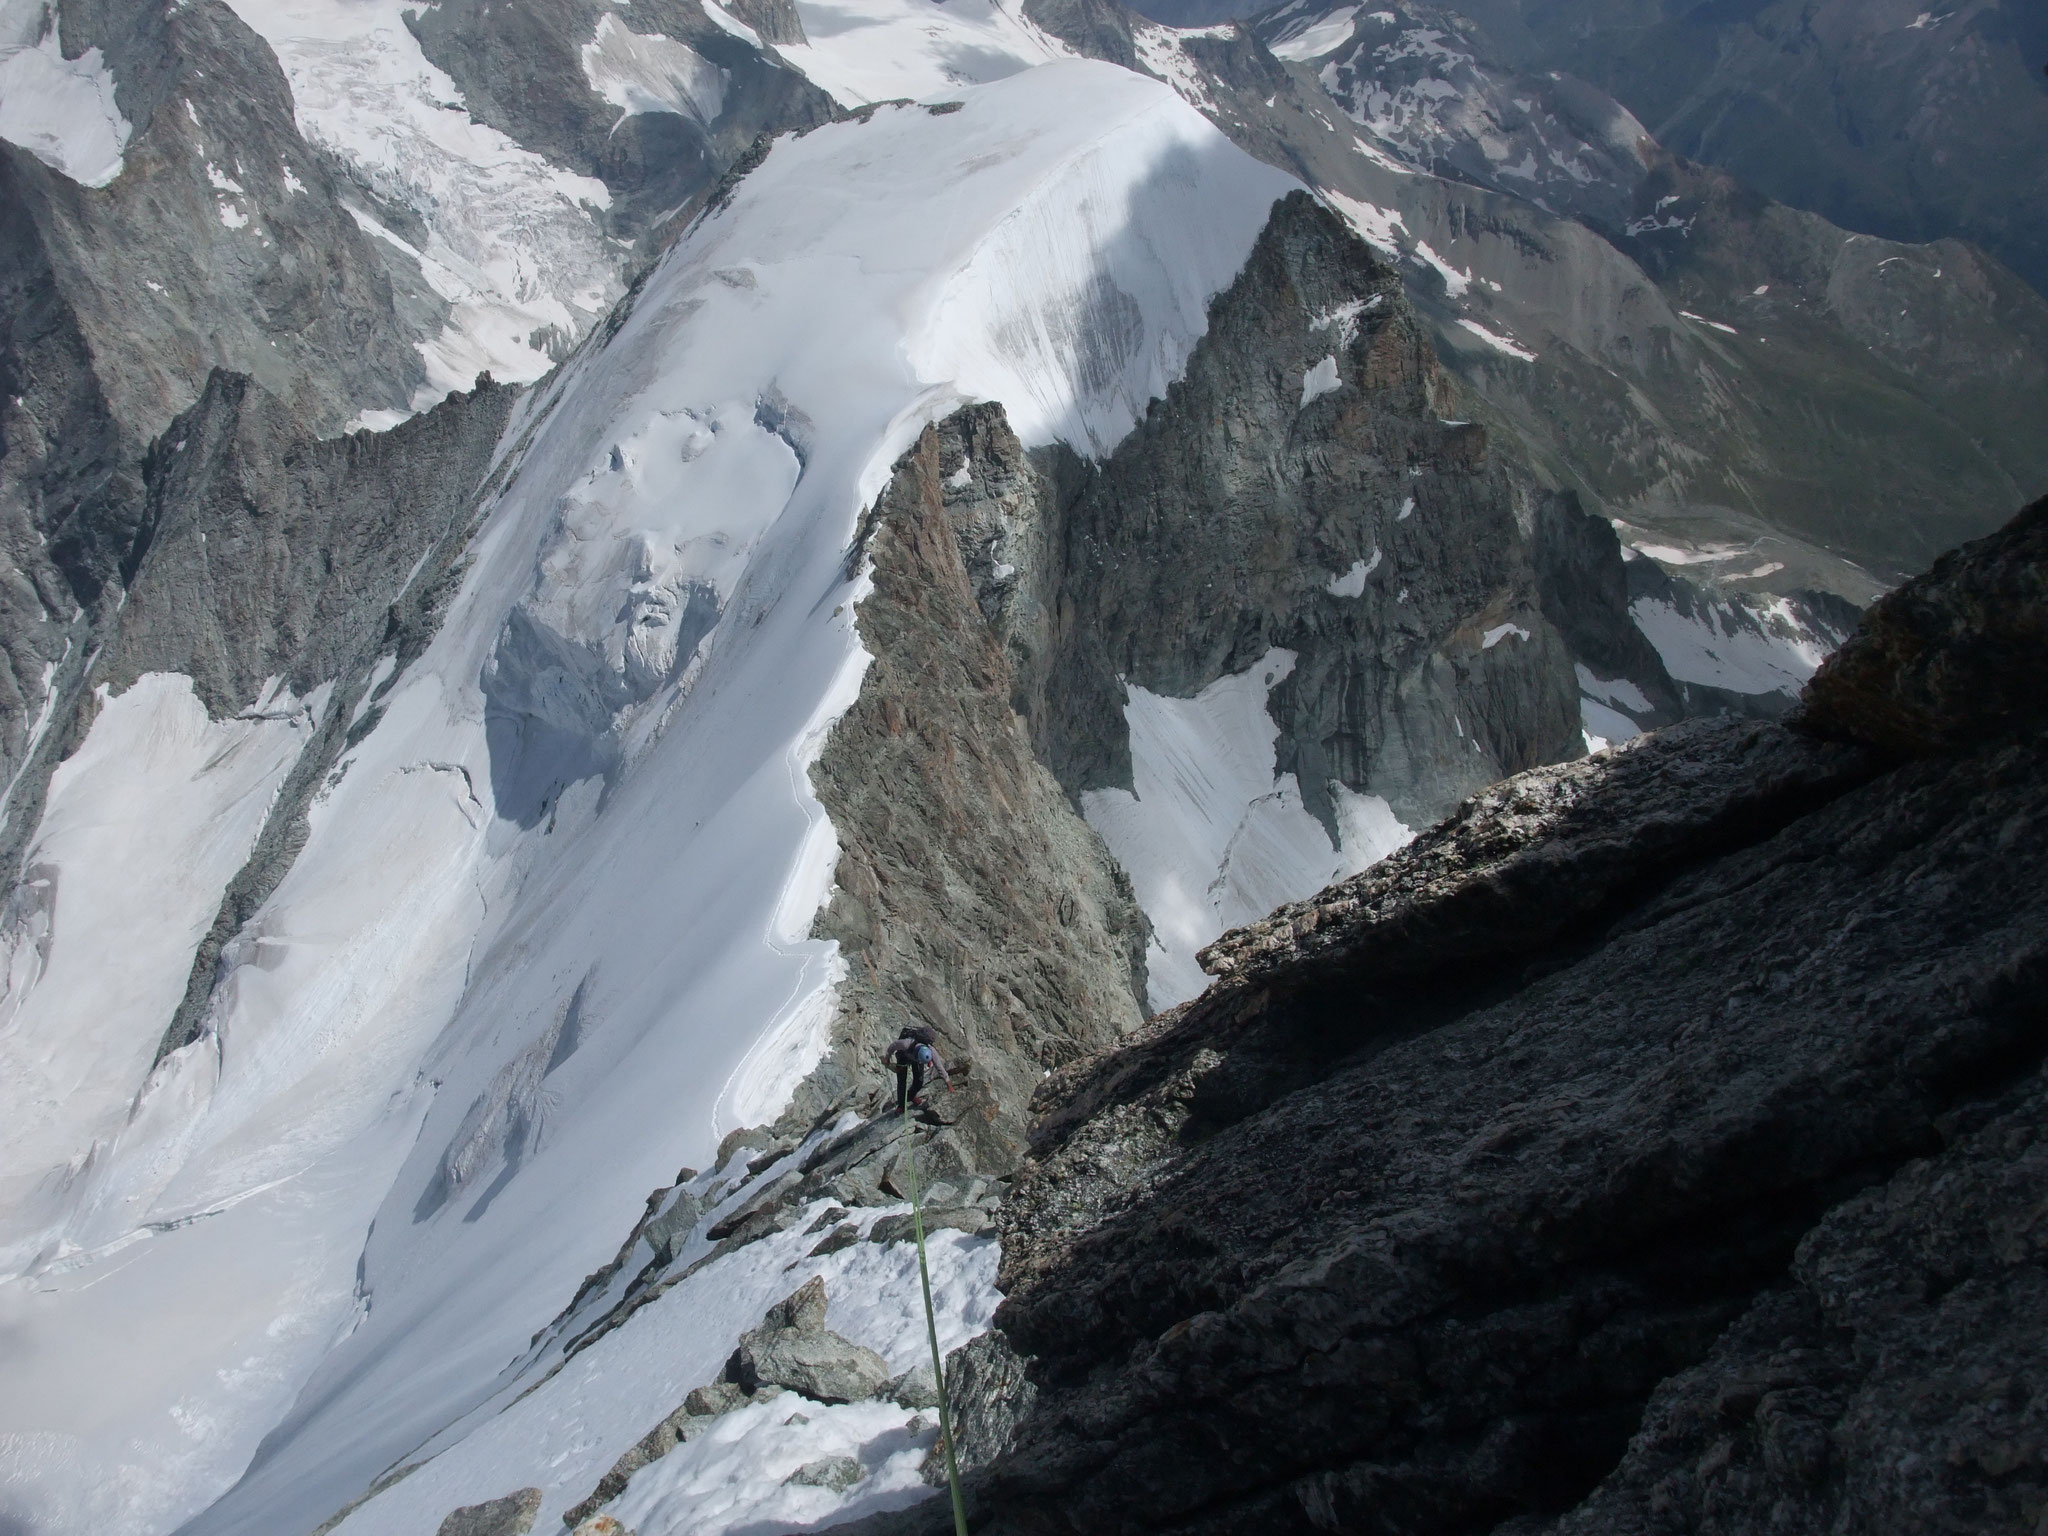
[0,64,1298,1536]
[0,676,322,1271]
[0,0,131,186]
[775,0,1070,107]
[1083,649,1411,1010]
[1629,594,1829,696]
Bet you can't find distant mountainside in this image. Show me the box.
[1128,0,2048,304]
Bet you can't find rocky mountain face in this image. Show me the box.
[1123,0,2048,308]
[835,494,2048,1536]
[1485,0,2048,303]
[1189,0,2048,596]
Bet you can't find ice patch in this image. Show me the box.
[1481,622,1529,648]
[776,0,1069,108]
[1410,239,1469,297]
[1300,355,1341,407]
[1679,310,1738,336]
[0,0,132,186]
[1580,696,1639,745]
[581,12,727,125]
[1573,664,1651,715]
[1322,189,1408,255]
[1630,594,1828,696]
[1308,292,1378,348]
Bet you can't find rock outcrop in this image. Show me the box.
[1015,190,1583,833]
[838,492,2048,1535]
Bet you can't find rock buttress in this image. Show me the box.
[792,408,1149,1173]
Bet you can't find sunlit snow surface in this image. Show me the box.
[0,0,131,185]
[219,0,621,405]
[776,0,1070,106]
[0,63,1292,1536]
[1084,650,1411,1010]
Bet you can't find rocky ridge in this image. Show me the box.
[835,493,2048,1534]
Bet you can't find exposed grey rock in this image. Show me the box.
[866,1208,994,1247]
[641,1190,701,1265]
[807,1224,859,1259]
[435,1487,541,1536]
[785,1456,864,1492]
[1010,190,1581,833]
[884,1365,940,1412]
[840,498,2048,1535]
[923,1331,1036,1487]
[760,1275,828,1334]
[681,1380,751,1418]
[791,403,1152,1168]
[730,1319,890,1406]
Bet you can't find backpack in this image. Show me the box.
[901,1024,937,1048]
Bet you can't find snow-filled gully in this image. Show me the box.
[0,64,1295,1536]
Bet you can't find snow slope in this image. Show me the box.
[774,0,1070,107]
[1083,650,1410,1010]
[0,62,1292,1536]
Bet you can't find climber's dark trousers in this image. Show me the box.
[895,1060,927,1114]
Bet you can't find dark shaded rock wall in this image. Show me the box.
[837,494,2048,1536]
[1801,494,2048,758]
[1012,191,1583,832]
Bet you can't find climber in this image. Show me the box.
[884,1025,952,1114]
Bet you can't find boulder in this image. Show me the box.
[884,1364,941,1410]
[434,1488,540,1536]
[727,1278,891,1404]
[866,1208,993,1246]
[733,1324,890,1405]
[921,1332,1034,1487]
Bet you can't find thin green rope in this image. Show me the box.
[901,1097,970,1536]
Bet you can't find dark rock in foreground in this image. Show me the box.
[835,493,2048,1535]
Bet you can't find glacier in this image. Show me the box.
[0,60,1294,1536]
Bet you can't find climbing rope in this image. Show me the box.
[900,1099,971,1536]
